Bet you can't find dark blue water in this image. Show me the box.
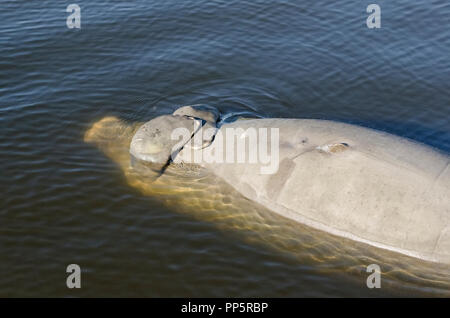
[0,0,449,297]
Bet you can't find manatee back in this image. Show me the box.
[203,118,450,264]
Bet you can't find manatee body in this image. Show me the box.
[129,105,450,264]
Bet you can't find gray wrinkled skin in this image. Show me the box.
[128,105,450,264]
[129,114,202,169]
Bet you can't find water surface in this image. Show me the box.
[1,0,449,297]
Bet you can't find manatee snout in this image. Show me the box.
[129,105,219,170]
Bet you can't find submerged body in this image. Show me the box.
[87,105,450,265]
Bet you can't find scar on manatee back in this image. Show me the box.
[316,142,350,154]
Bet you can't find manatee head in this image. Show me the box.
[129,105,219,171]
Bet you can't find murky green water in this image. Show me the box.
[1,0,449,297]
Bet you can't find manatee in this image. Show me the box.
[124,105,450,265]
[86,105,450,266]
